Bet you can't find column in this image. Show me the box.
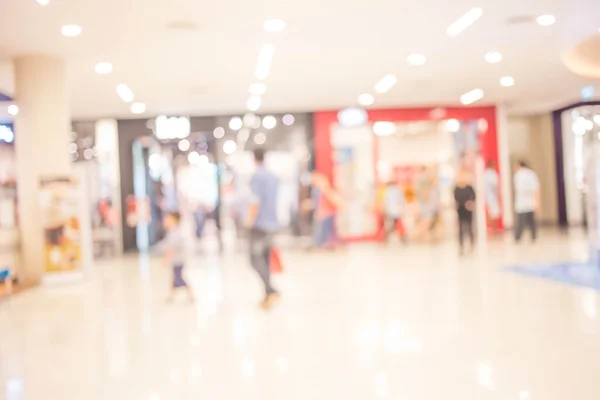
[496,104,513,228]
[14,55,72,284]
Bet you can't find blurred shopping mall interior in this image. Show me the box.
[2,0,600,399]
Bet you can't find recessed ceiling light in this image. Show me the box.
[358,93,374,106]
[36,0,50,5]
[249,83,267,95]
[229,117,243,131]
[61,25,82,37]
[94,62,113,75]
[460,88,484,105]
[500,76,515,87]
[484,51,503,64]
[373,121,396,136]
[264,19,286,32]
[263,115,277,130]
[255,43,275,81]
[447,8,483,36]
[247,95,262,111]
[130,102,146,114]
[375,74,397,94]
[7,104,19,116]
[407,53,426,66]
[116,84,134,102]
[536,15,556,26]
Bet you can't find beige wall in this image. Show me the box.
[508,114,558,224]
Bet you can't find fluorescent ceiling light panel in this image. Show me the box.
[116,84,134,103]
[375,74,397,94]
[407,53,426,66]
[247,95,262,111]
[500,76,515,87]
[536,15,556,26]
[358,93,374,106]
[61,25,82,37]
[249,83,267,95]
[447,8,483,36]
[484,51,503,63]
[94,62,113,74]
[255,44,275,80]
[460,88,484,105]
[130,102,146,114]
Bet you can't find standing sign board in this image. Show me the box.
[39,176,84,279]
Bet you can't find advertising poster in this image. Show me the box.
[39,177,82,273]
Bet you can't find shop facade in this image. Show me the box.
[314,106,503,242]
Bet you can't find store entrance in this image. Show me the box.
[131,137,222,253]
[331,119,486,242]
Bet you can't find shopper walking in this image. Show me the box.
[453,169,476,255]
[310,172,343,250]
[383,180,407,243]
[247,149,281,309]
[484,160,501,232]
[161,211,194,303]
[513,161,540,243]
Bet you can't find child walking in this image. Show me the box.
[162,211,194,303]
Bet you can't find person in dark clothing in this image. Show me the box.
[453,169,476,255]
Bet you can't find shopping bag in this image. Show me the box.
[270,247,284,274]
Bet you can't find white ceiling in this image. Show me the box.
[0,0,599,119]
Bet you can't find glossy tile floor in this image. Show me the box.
[1,230,599,400]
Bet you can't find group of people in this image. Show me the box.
[159,151,541,309]
[381,159,540,255]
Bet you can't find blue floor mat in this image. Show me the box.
[505,262,600,291]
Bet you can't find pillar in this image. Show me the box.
[14,55,72,284]
[496,104,513,228]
